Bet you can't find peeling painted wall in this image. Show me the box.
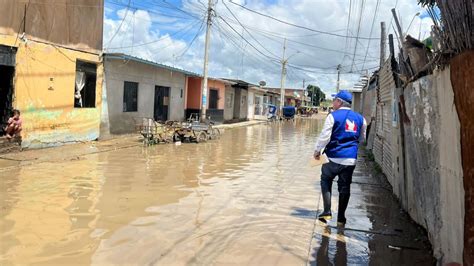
[0,35,103,149]
[401,68,464,264]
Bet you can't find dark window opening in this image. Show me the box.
[74,60,97,108]
[180,88,183,98]
[154,86,170,121]
[123,81,138,112]
[0,65,15,135]
[209,89,219,109]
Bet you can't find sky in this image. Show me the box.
[103,0,433,96]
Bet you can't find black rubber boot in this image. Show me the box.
[337,194,350,226]
[318,191,332,223]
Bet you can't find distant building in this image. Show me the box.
[265,88,305,107]
[247,86,269,120]
[186,77,234,123]
[347,88,363,113]
[222,79,255,122]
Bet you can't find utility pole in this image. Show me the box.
[380,22,387,68]
[391,8,404,43]
[389,34,395,57]
[302,79,306,105]
[201,0,213,121]
[336,64,341,92]
[279,38,287,113]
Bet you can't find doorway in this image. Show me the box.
[209,89,218,109]
[154,86,170,122]
[0,66,15,135]
[0,45,16,135]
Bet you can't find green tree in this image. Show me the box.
[306,85,326,106]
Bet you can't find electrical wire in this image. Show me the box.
[217,16,380,60]
[14,0,31,47]
[107,0,200,20]
[106,17,204,50]
[221,0,280,59]
[107,1,194,20]
[218,16,280,61]
[227,0,380,40]
[214,20,281,74]
[350,0,366,72]
[158,0,203,19]
[105,0,132,48]
[175,18,206,60]
[361,0,382,70]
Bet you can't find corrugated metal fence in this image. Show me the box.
[374,59,396,181]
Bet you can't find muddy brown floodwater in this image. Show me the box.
[0,118,434,265]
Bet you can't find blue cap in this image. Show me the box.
[335,90,352,104]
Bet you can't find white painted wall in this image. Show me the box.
[224,86,235,121]
[247,90,255,120]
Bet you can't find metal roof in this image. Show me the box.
[222,78,259,87]
[104,53,201,77]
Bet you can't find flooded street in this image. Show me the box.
[0,119,433,265]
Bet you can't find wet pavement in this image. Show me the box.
[0,118,434,265]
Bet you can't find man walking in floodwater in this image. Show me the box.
[313,90,367,226]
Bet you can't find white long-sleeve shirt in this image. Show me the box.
[314,107,367,166]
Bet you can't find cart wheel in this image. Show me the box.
[164,133,173,143]
[196,131,208,143]
[173,132,181,142]
[211,128,221,139]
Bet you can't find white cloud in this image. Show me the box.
[104,0,433,94]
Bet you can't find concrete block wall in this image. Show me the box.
[398,68,464,264]
[103,59,186,135]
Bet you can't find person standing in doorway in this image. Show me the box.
[313,91,367,226]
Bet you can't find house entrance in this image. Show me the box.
[154,86,170,122]
[0,45,16,135]
[209,89,219,109]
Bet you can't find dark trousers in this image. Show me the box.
[320,161,356,219]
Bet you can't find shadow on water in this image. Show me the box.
[310,226,348,266]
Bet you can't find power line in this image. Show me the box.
[361,0,382,71]
[221,0,280,59]
[106,17,204,50]
[215,21,280,69]
[14,0,31,47]
[147,16,207,56]
[214,21,281,74]
[105,0,131,48]
[107,2,194,20]
[227,0,380,40]
[218,16,280,61]
[343,0,353,64]
[175,18,207,60]
[156,0,202,19]
[218,17,380,60]
[350,0,366,72]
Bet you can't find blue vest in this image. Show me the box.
[325,109,364,159]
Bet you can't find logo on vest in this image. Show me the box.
[345,119,358,133]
